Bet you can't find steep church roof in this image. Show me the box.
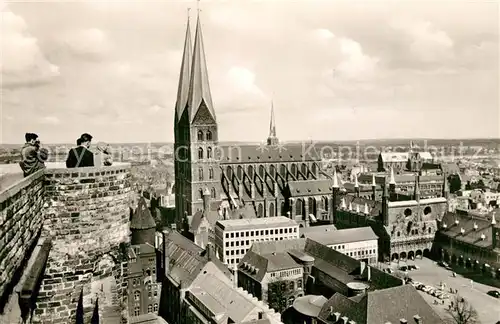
[130,197,156,230]
[188,14,216,123]
[175,16,192,122]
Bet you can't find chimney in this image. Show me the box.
[233,264,238,288]
[360,261,366,276]
[400,319,408,324]
[413,315,421,323]
[203,188,210,212]
[206,242,214,261]
[341,316,349,324]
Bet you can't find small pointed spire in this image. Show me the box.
[341,197,347,209]
[355,204,360,213]
[332,169,339,188]
[269,99,276,137]
[371,174,376,187]
[348,202,353,211]
[492,213,497,225]
[414,175,420,201]
[91,298,99,324]
[354,173,359,188]
[188,13,216,122]
[389,167,396,185]
[364,203,369,215]
[175,12,193,122]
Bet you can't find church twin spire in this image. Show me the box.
[267,100,279,145]
[175,10,216,123]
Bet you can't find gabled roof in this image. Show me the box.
[130,197,156,230]
[239,250,301,282]
[188,15,215,123]
[175,17,192,122]
[318,285,444,324]
[288,179,333,197]
[439,211,496,248]
[302,227,378,246]
[217,144,321,164]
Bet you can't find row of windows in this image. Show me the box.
[133,303,158,316]
[341,250,377,258]
[273,279,303,290]
[226,163,317,180]
[270,268,302,278]
[197,147,213,159]
[198,167,215,181]
[197,130,213,141]
[225,227,297,239]
[395,227,432,237]
[133,288,158,301]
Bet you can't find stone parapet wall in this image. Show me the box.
[0,170,45,307]
[31,164,132,324]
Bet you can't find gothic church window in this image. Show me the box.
[134,291,141,301]
[248,165,254,179]
[197,130,204,141]
[227,166,233,179]
[296,199,304,216]
[207,147,212,159]
[206,130,212,141]
[209,167,214,180]
[153,303,158,312]
[134,307,140,316]
[259,165,265,178]
[257,204,263,218]
[280,164,286,176]
[199,189,203,199]
[198,168,204,181]
[270,165,276,178]
[301,163,307,175]
[237,166,243,180]
[198,147,203,160]
[269,203,275,217]
[211,187,216,199]
[148,305,153,313]
[291,164,297,177]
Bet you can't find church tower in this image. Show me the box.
[174,13,220,226]
[266,100,279,146]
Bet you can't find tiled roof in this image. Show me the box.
[130,197,156,230]
[302,227,378,246]
[288,179,334,197]
[317,285,443,324]
[439,211,496,248]
[163,231,207,286]
[299,225,337,237]
[240,250,301,283]
[217,216,297,231]
[250,238,306,255]
[217,144,321,164]
[188,273,257,323]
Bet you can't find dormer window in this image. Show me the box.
[473,223,478,230]
[442,224,447,229]
[460,228,465,234]
[481,234,486,240]
[455,219,459,225]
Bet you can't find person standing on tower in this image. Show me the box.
[66,133,95,168]
[19,133,48,177]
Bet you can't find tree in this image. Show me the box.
[266,279,296,313]
[446,295,479,324]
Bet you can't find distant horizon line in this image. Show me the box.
[1,137,499,146]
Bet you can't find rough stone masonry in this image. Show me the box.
[32,165,132,324]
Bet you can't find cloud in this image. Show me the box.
[335,38,379,79]
[312,28,335,41]
[61,28,111,59]
[1,7,60,88]
[391,19,454,63]
[148,105,163,114]
[41,116,60,125]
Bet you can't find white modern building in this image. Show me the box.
[301,226,379,264]
[214,216,299,266]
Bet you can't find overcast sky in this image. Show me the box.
[1,0,499,144]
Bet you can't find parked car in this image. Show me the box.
[399,266,408,271]
[487,290,500,298]
[408,265,419,270]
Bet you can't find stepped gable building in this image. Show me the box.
[434,209,500,275]
[172,14,322,234]
[128,197,161,318]
[332,167,449,262]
